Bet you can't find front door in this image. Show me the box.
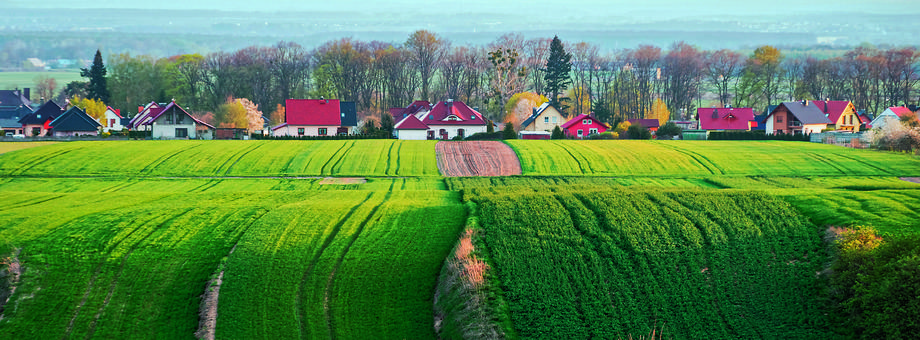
[175,128,188,138]
[427,131,434,140]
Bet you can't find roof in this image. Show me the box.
[887,107,913,117]
[394,114,429,130]
[390,101,432,121]
[521,102,557,129]
[340,101,357,127]
[858,114,871,124]
[285,99,343,126]
[106,106,122,118]
[0,89,32,109]
[0,117,21,128]
[18,100,63,125]
[625,118,660,129]
[0,105,33,120]
[563,113,610,129]
[770,101,833,125]
[49,106,101,132]
[129,101,162,128]
[421,100,486,126]
[810,100,852,122]
[698,107,755,130]
[140,101,214,129]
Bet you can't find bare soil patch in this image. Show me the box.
[900,177,920,184]
[436,141,522,177]
[319,177,367,185]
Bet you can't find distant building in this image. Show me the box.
[870,107,915,130]
[18,100,64,137]
[393,99,488,140]
[0,88,32,109]
[626,119,660,133]
[101,106,125,132]
[762,101,832,135]
[697,107,756,131]
[49,106,101,137]
[133,100,214,139]
[272,99,358,137]
[563,114,610,139]
[520,102,565,132]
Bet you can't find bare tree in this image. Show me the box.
[523,37,551,95]
[662,41,702,116]
[32,75,57,103]
[703,49,743,107]
[406,30,447,102]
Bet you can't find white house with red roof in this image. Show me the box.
[102,106,125,132]
[698,107,756,131]
[128,101,162,131]
[134,100,214,139]
[393,99,487,140]
[562,114,609,139]
[870,107,916,130]
[272,99,358,137]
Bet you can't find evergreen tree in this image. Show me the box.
[81,49,110,103]
[502,123,517,139]
[551,126,565,139]
[543,35,572,104]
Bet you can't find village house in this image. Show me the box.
[393,99,487,140]
[626,119,660,133]
[0,105,32,135]
[272,99,358,137]
[811,100,860,132]
[49,106,101,137]
[762,100,832,135]
[128,101,163,131]
[869,107,915,130]
[18,100,64,137]
[698,107,756,131]
[101,106,125,132]
[392,114,429,140]
[520,102,566,132]
[389,101,431,122]
[134,100,214,139]
[562,113,609,139]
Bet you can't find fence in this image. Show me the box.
[810,132,872,149]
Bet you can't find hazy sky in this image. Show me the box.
[5,0,920,16]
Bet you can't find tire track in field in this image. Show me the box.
[658,144,722,175]
[13,148,74,176]
[2,194,65,210]
[827,151,893,175]
[140,144,205,174]
[554,142,588,175]
[296,192,375,340]
[100,180,136,193]
[806,152,847,175]
[323,181,395,340]
[63,208,194,340]
[318,141,352,176]
[327,140,357,176]
[221,143,266,175]
[383,141,396,176]
[193,179,224,193]
[394,141,403,176]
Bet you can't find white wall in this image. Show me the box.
[766,117,775,134]
[272,125,341,137]
[396,129,428,140]
[870,113,900,131]
[152,123,197,139]
[803,124,827,135]
[102,110,124,132]
[428,125,487,139]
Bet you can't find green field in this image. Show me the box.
[506,140,920,177]
[0,140,440,177]
[0,71,83,96]
[0,142,57,155]
[2,140,920,339]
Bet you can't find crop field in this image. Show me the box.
[468,187,830,339]
[436,141,521,177]
[0,71,83,96]
[506,140,920,177]
[0,140,439,177]
[0,183,466,339]
[0,142,56,155]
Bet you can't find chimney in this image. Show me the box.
[446,99,453,112]
[801,99,807,106]
[824,98,829,113]
[138,106,144,113]
[23,88,30,101]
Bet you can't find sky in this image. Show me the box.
[5,0,920,16]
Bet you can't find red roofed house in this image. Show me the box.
[811,100,860,132]
[128,101,163,131]
[272,99,357,137]
[393,99,487,140]
[626,119,660,132]
[870,107,916,130]
[389,101,431,122]
[562,114,609,139]
[102,106,125,132]
[136,100,214,139]
[763,100,832,135]
[698,107,756,131]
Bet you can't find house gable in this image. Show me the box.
[50,107,101,132]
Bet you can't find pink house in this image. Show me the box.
[698,107,756,131]
[561,114,609,139]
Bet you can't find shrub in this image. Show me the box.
[502,123,516,140]
[587,132,615,140]
[551,126,565,139]
[656,122,682,140]
[626,124,651,139]
[465,132,504,141]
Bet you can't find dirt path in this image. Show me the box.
[900,177,920,184]
[436,141,522,177]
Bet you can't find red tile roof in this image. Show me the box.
[889,106,913,117]
[421,100,485,126]
[810,100,852,122]
[563,114,610,128]
[394,114,429,130]
[698,107,755,130]
[625,118,660,129]
[106,106,122,118]
[390,101,432,120]
[285,99,343,126]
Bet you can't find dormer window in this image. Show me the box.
[582,119,590,125]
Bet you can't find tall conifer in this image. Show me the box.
[543,36,572,105]
[81,49,110,103]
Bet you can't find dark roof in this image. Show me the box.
[18,100,63,125]
[771,101,833,125]
[143,101,214,129]
[751,114,768,130]
[49,106,101,132]
[0,89,32,108]
[285,99,342,126]
[0,118,21,128]
[394,114,429,130]
[0,105,33,120]
[340,101,357,127]
[626,118,660,129]
[421,100,486,126]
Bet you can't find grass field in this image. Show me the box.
[466,187,830,339]
[506,140,920,177]
[0,140,440,177]
[0,71,83,97]
[0,142,57,155]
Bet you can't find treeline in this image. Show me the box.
[90,31,918,123]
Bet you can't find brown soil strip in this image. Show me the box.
[436,141,522,177]
[900,177,920,184]
[319,177,367,185]
[196,245,237,340]
[0,248,23,321]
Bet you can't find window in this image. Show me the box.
[577,129,583,137]
[31,127,41,136]
[297,128,305,135]
[427,130,435,139]
[457,129,465,138]
[589,128,598,135]
[777,116,783,123]
[175,128,188,138]
[552,116,557,123]
[177,115,184,124]
[544,117,549,123]
[583,119,590,125]
[110,119,115,127]
[318,128,328,135]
